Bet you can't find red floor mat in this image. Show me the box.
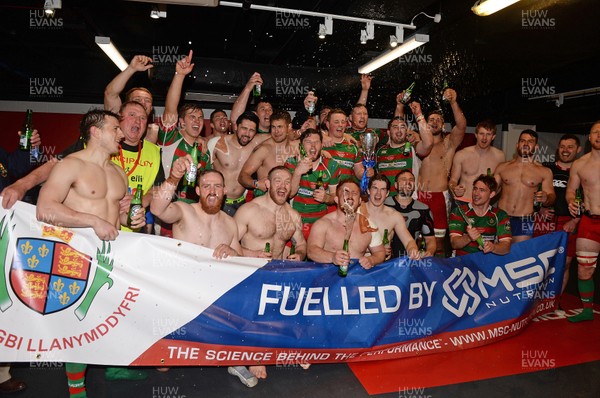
[349,294,600,395]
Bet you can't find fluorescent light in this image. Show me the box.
[472,0,520,16]
[95,36,128,71]
[358,34,429,74]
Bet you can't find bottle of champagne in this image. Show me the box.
[400,82,415,104]
[338,239,349,277]
[533,183,543,211]
[19,109,34,151]
[184,143,199,187]
[441,80,450,103]
[127,184,143,229]
[575,188,583,216]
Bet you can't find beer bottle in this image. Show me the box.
[307,89,316,115]
[264,242,271,253]
[184,143,199,187]
[382,229,389,246]
[400,82,415,104]
[289,243,296,256]
[419,233,427,252]
[533,183,543,211]
[19,109,34,151]
[402,141,411,156]
[575,188,583,216]
[487,168,492,176]
[253,84,261,97]
[315,170,324,189]
[338,239,349,277]
[441,80,450,103]
[299,142,307,158]
[127,184,143,229]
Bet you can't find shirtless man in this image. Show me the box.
[206,109,231,140]
[150,166,241,258]
[449,120,505,202]
[400,88,466,257]
[365,174,420,260]
[36,109,145,398]
[565,121,600,322]
[494,130,555,243]
[307,180,385,269]
[238,111,296,197]
[212,112,268,216]
[233,166,306,382]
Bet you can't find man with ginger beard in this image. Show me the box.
[231,166,306,385]
[494,129,555,243]
[150,165,242,258]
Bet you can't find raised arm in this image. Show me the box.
[162,50,194,128]
[104,55,153,113]
[410,101,433,157]
[149,156,189,224]
[445,89,467,150]
[231,72,262,132]
[357,74,372,105]
[448,150,465,197]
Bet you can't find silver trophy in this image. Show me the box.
[359,131,378,194]
[360,131,379,162]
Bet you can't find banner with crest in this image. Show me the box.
[0,200,566,366]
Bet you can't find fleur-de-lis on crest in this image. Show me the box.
[69,282,80,295]
[27,255,39,269]
[21,240,33,255]
[53,278,64,292]
[59,292,70,305]
[38,244,49,257]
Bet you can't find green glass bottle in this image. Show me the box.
[338,239,349,277]
[127,184,143,228]
[19,109,34,150]
[264,242,271,253]
[315,170,324,189]
[487,168,492,176]
[184,143,199,187]
[533,183,543,211]
[575,188,583,216]
[400,82,415,104]
[382,229,389,245]
[402,141,411,156]
[441,80,450,102]
[299,142,307,158]
[289,243,295,256]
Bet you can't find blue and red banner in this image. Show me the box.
[0,200,566,366]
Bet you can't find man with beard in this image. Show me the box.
[238,111,296,197]
[36,110,146,398]
[365,174,421,260]
[213,112,268,216]
[534,134,582,297]
[412,89,466,257]
[494,130,555,243]
[449,120,506,203]
[285,129,341,239]
[231,166,306,384]
[150,165,241,257]
[388,170,436,257]
[450,175,512,255]
[231,72,273,134]
[307,180,386,269]
[565,121,600,322]
[376,102,433,196]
